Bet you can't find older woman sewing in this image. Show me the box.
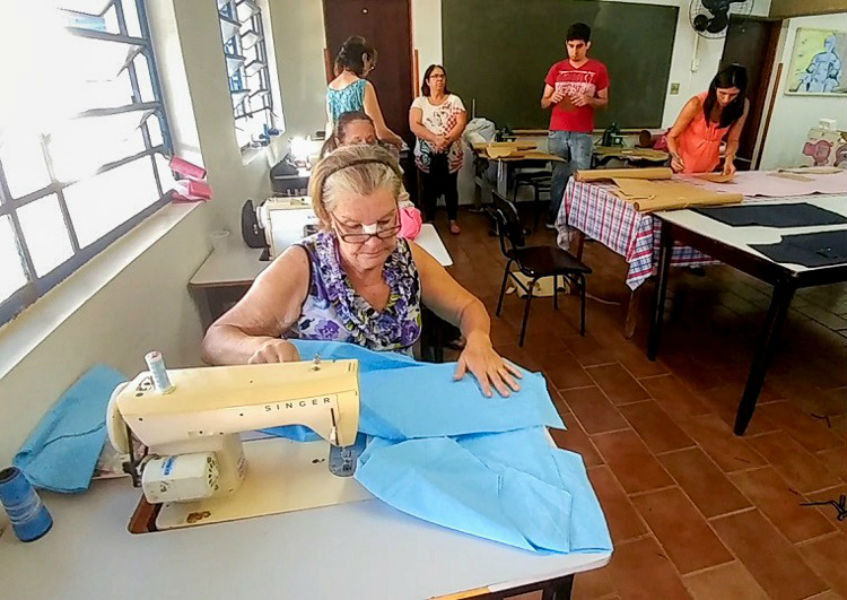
[201,145,520,397]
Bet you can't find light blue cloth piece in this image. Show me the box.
[268,341,562,440]
[358,365,563,439]
[13,365,127,494]
[357,427,612,553]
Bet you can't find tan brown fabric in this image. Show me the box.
[575,167,673,182]
[609,178,743,212]
[693,172,735,183]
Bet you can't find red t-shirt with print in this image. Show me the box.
[544,59,609,133]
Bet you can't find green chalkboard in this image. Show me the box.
[441,0,679,130]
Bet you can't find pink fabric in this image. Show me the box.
[681,171,847,197]
[399,206,423,239]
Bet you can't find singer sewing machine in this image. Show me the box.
[106,354,371,532]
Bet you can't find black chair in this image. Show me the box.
[512,169,552,231]
[492,191,591,346]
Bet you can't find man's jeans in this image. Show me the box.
[548,130,593,223]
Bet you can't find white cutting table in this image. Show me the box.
[0,469,609,599]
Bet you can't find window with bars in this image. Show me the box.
[217,0,278,148]
[0,1,174,325]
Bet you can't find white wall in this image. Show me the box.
[268,0,328,139]
[0,0,298,464]
[758,13,847,169]
[0,204,211,465]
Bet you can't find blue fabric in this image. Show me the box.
[357,428,612,553]
[266,340,610,555]
[13,365,127,493]
[358,365,563,439]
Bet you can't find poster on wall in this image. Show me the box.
[785,28,846,96]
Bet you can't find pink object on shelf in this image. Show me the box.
[399,206,423,239]
[175,179,212,200]
[169,156,207,180]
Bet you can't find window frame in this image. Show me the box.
[0,0,174,326]
[217,0,277,149]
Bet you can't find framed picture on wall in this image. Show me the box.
[785,28,846,96]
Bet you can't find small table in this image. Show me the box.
[556,179,716,336]
[646,195,847,434]
[0,462,609,599]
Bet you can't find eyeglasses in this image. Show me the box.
[330,212,401,243]
[428,74,445,80]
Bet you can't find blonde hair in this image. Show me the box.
[309,145,402,228]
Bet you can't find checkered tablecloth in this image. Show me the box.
[555,180,716,289]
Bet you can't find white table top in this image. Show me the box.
[189,223,453,288]
[0,477,609,600]
[657,195,847,274]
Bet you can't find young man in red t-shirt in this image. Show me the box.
[541,23,609,227]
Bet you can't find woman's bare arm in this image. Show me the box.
[363,82,404,147]
[201,246,310,365]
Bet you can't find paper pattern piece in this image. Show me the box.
[610,178,742,212]
[575,167,673,182]
[693,172,736,183]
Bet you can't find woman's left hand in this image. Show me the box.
[722,159,737,176]
[454,333,522,397]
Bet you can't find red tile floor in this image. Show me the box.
[433,208,846,600]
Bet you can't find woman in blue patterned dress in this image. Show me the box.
[202,145,521,397]
[326,36,403,149]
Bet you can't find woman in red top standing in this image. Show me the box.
[667,65,749,176]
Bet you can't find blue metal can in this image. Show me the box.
[0,467,53,542]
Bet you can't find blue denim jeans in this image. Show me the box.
[548,130,593,223]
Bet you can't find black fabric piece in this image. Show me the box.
[695,203,847,228]
[751,230,847,267]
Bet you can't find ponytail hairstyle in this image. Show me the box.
[334,35,377,77]
[704,64,748,128]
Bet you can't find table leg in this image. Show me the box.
[623,286,643,339]
[496,160,508,197]
[542,574,574,600]
[574,230,586,261]
[734,281,796,435]
[647,220,674,360]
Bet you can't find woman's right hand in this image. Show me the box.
[670,153,685,172]
[248,338,301,364]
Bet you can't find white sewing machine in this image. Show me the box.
[106,353,370,531]
[257,196,320,258]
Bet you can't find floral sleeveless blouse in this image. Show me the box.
[286,231,422,353]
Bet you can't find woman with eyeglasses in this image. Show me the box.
[201,145,521,397]
[409,64,467,235]
[326,35,404,149]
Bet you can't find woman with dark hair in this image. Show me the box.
[326,36,404,148]
[667,64,749,175]
[409,64,467,234]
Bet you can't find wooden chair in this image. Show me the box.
[492,191,591,346]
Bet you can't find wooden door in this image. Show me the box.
[721,16,782,169]
[323,0,414,142]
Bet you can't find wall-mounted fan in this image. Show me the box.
[689,0,754,38]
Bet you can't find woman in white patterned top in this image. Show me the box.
[409,65,467,235]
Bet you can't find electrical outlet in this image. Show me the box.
[670,83,680,95]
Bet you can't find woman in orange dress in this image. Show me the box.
[667,65,749,176]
